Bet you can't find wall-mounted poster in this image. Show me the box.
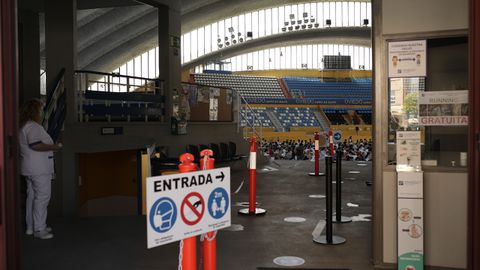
[418,90,468,126]
[397,171,423,199]
[398,198,424,270]
[396,131,421,171]
[388,40,426,78]
[226,89,233,105]
[197,86,210,103]
[209,98,218,121]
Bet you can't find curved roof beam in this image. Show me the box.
[181,0,370,33]
[77,8,114,27]
[83,27,158,73]
[77,9,158,68]
[77,6,154,52]
[182,27,371,69]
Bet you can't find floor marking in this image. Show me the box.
[351,214,372,222]
[234,180,245,194]
[346,202,359,207]
[260,166,279,172]
[308,194,326,199]
[284,217,306,223]
[273,256,305,267]
[311,220,326,239]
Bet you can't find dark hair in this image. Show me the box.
[19,99,43,128]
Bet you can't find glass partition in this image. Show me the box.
[388,37,468,168]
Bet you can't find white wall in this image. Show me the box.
[382,0,468,35]
[382,171,468,268]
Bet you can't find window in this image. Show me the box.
[388,37,469,167]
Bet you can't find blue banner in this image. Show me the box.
[243,98,371,105]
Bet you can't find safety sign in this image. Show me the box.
[149,197,177,233]
[208,187,229,219]
[146,167,231,249]
[333,131,342,142]
[181,192,205,225]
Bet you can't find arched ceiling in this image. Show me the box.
[182,27,371,70]
[30,0,371,73]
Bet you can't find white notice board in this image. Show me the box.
[396,131,422,171]
[397,171,423,199]
[398,198,424,270]
[146,167,231,249]
[388,40,426,78]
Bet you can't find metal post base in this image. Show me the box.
[313,235,346,245]
[332,216,353,223]
[308,172,325,176]
[238,208,267,215]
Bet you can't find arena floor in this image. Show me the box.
[22,159,373,270]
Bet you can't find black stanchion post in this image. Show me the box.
[313,156,346,245]
[334,151,352,223]
[326,156,333,243]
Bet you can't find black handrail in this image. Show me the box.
[181,81,234,91]
[44,68,65,112]
[76,69,165,82]
[42,68,66,143]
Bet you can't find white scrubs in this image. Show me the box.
[19,120,54,232]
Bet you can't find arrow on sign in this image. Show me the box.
[216,171,225,182]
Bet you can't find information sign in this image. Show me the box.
[397,171,423,199]
[396,131,422,171]
[146,167,231,249]
[388,40,426,78]
[418,90,468,126]
[398,198,424,270]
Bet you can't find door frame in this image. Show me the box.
[468,0,480,268]
[0,0,20,269]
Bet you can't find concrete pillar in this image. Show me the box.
[18,9,40,104]
[45,0,77,216]
[158,4,181,120]
[45,0,76,124]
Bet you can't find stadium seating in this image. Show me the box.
[240,106,320,129]
[356,108,372,124]
[240,107,273,127]
[283,77,372,101]
[323,108,349,125]
[272,107,320,128]
[193,73,285,99]
[80,90,164,122]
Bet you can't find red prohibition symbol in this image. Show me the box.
[181,192,205,225]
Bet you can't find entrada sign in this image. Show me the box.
[146,167,231,249]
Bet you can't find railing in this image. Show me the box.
[76,70,165,122]
[76,70,164,94]
[237,93,263,141]
[42,68,66,143]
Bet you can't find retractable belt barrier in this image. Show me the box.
[313,156,346,245]
[333,151,352,224]
[309,132,325,177]
[239,137,266,215]
[199,149,217,270]
[178,153,198,270]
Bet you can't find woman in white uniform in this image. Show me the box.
[19,99,62,239]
